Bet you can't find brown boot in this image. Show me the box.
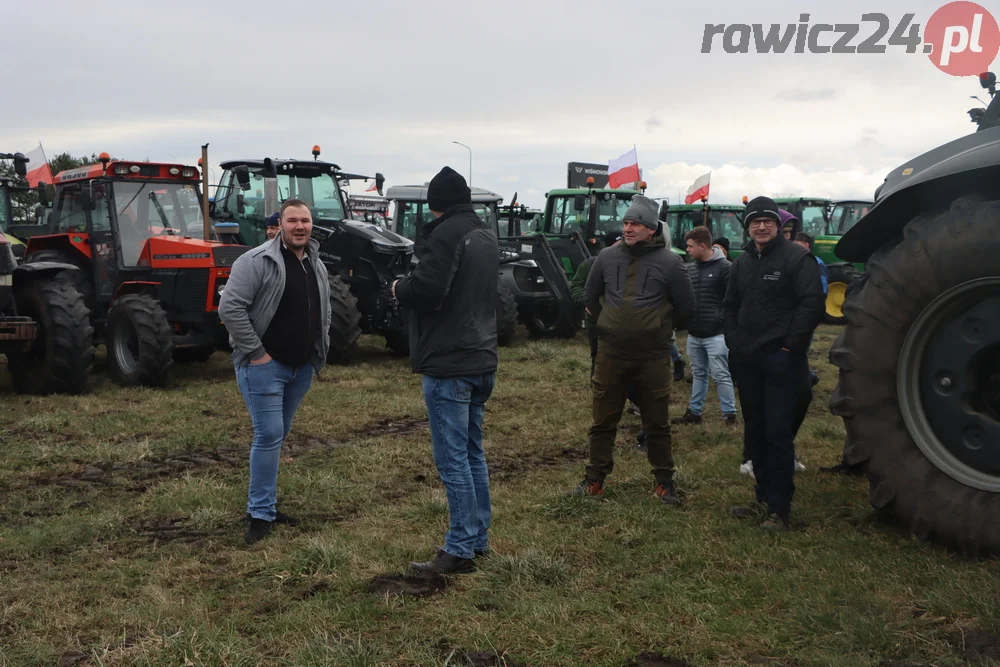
[670,409,702,425]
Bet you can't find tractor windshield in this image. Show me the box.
[797,202,828,237]
[548,194,632,235]
[275,171,346,221]
[472,202,498,231]
[708,210,744,244]
[829,202,871,235]
[114,181,204,265]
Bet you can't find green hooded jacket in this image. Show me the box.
[584,233,695,360]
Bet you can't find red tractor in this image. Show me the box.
[20,154,249,387]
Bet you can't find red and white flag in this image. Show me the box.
[365,180,377,192]
[608,147,640,189]
[684,172,711,204]
[23,144,53,187]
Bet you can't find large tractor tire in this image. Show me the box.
[327,274,362,364]
[24,250,95,313]
[106,294,174,387]
[822,263,863,325]
[7,279,93,395]
[829,194,1000,557]
[523,302,578,339]
[496,283,518,346]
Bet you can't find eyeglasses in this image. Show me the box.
[748,219,778,229]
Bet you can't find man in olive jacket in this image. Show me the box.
[574,195,695,504]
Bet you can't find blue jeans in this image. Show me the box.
[236,359,315,521]
[422,373,495,559]
[670,341,682,363]
[686,334,737,416]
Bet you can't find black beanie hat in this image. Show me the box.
[427,166,472,212]
[714,236,730,252]
[742,196,782,229]
[265,212,280,227]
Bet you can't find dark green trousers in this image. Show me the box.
[586,348,675,484]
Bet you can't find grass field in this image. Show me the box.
[1,325,998,667]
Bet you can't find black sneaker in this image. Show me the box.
[673,359,686,382]
[409,550,476,574]
[474,548,490,559]
[244,518,273,545]
[654,481,680,505]
[671,409,702,425]
[723,413,738,428]
[635,430,648,452]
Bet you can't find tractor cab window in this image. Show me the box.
[710,210,743,245]
[396,201,420,241]
[55,187,90,233]
[595,195,631,234]
[114,181,202,266]
[832,202,870,235]
[276,171,345,221]
[472,203,497,232]
[798,205,827,237]
[548,196,589,234]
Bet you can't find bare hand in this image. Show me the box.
[251,353,272,365]
[391,280,398,299]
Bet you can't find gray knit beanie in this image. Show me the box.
[622,194,659,230]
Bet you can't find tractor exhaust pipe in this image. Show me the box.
[201,143,210,242]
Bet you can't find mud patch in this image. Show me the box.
[367,572,447,597]
[134,516,225,545]
[491,447,586,480]
[355,417,428,438]
[455,650,526,667]
[626,653,693,667]
[949,628,1000,663]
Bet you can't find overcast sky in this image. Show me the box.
[1,0,993,208]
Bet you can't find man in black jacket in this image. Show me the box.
[723,196,825,532]
[392,166,499,575]
[672,226,737,428]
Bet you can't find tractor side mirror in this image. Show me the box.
[234,166,251,191]
[236,193,246,214]
[262,158,277,178]
[573,194,587,212]
[13,152,27,178]
[658,201,669,222]
[980,71,996,89]
[375,172,385,196]
[36,183,49,208]
[80,182,96,211]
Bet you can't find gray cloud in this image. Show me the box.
[645,116,664,132]
[773,88,837,102]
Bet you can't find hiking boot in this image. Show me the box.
[673,358,686,382]
[409,550,476,575]
[572,478,605,497]
[739,460,754,476]
[654,481,680,505]
[244,518,274,545]
[245,511,299,527]
[671,409,702,425]
[760,513,790,533]
[794,456,806,472]
[730,501,767,519]
[473,548,490,559]
[723,413,738,429]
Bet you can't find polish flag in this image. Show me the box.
[365,181,377,192]
[608,147,640,189]
[684,172,711,204]
[23,144,53,187]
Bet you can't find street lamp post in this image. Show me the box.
[452,141,472,188]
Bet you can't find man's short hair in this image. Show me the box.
[684,226,713,247]
[795,231,813,248]
[280,198,311,219]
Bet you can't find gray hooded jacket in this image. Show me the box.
[218,237,331,372]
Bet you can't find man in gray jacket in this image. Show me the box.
[218,198,331,545]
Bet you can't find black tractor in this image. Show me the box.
[0,152,92,394]
[211,150,412,362]
[829,71,1000,557]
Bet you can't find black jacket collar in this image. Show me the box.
[420,203,477,240]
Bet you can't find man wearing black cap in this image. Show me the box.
[391,166,499,575]
[265,212,279,241]
[574,194,694,504]
[723,196,825,532]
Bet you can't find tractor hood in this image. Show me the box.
[313,216,414,249]
[837,125,1000,262]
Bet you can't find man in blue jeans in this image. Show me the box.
[219,199,331,545]
[672,226,737,428]
[392,166,499,575]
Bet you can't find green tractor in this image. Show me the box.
[658,202,745,260]
[811,200,871,324]
[829,71,1000,556]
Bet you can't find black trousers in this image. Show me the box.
[731,349,810,519]
[742,361,812,461]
